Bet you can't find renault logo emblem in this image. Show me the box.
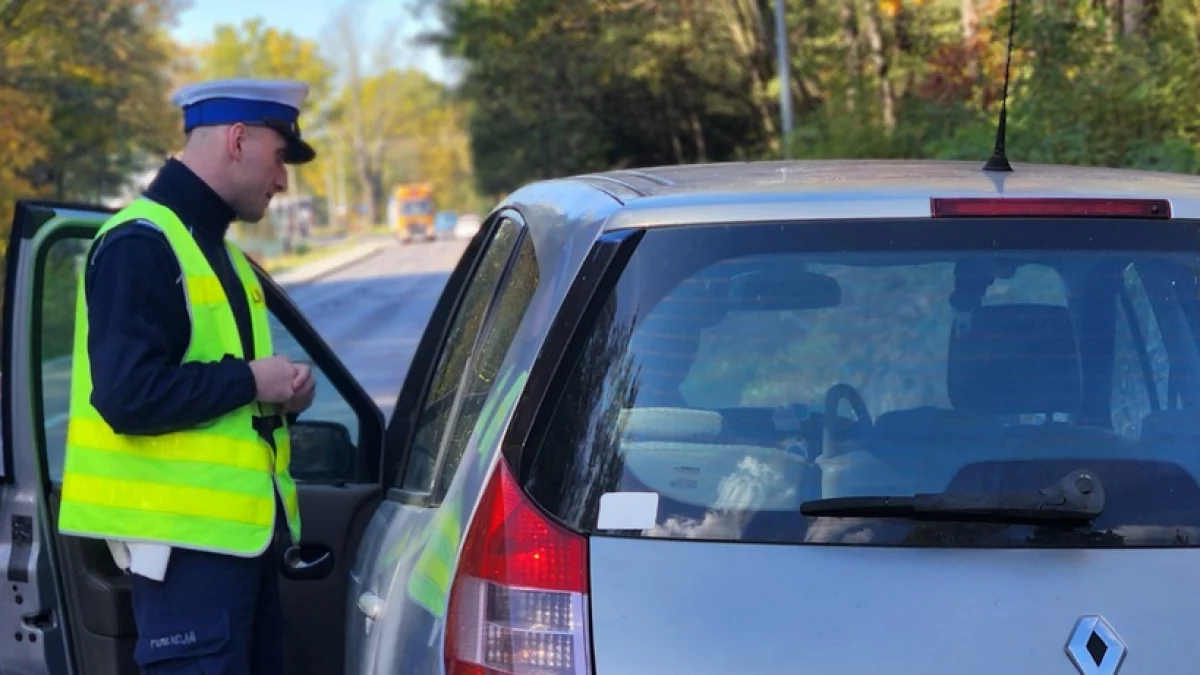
[1065,615,1127,675]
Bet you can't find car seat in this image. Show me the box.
[857,304,1113,495]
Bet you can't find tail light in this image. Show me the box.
[446,460,591,675]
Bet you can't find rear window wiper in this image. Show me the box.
[799,469,1105,524]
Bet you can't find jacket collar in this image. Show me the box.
[142,158,236,241]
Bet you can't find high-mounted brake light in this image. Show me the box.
[446,460,591,675]
[930,197,1171,219]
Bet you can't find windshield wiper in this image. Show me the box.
[800,469,1104,524]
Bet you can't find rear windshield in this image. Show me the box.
[525,218,1200,548]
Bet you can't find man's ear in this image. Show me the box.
[226,123,248,161]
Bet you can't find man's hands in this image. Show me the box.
[250,355,296,403]
[284,361,316,414]
[249,355,316,413]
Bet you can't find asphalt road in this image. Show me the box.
[40,235,470,480]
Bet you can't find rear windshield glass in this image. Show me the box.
[525,218,1200,548]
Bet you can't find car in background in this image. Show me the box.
[5,159,1200,675]
[434,211,457,239]
[453,212,481,240]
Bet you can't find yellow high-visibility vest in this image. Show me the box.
[57,197,301,556]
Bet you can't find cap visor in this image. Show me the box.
[284,135,316,165]
[260,119,315,164]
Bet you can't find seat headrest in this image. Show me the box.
[948,304,1081,415]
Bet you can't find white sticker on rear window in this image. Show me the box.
[597,492,659,530]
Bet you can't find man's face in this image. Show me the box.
[227,124,289,223]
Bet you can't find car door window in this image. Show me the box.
[264,310,368,483]
[432,232,539,497]
[38,232,367,485]
[38,235,89,482]
[268,313,360,443]
[397,217,522,492]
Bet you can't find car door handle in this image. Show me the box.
[280,543,335,581]
[358,591,385,620]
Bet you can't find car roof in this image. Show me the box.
[549,159,1200,228]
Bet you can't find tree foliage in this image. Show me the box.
[1,0,184,208]
[428,0,783,195]
[4,0,1199,248]
[0,0,187,355]
[325,67,478,221]
[425,0,1200,194]
[197,18,336,105]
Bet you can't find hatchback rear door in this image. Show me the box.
[519,215,1200,675]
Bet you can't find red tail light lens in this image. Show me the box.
[930,197,1171,218]
[446,460,590,675]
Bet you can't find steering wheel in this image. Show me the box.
[822,383,872,457]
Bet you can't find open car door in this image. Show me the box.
[0,201,388,675]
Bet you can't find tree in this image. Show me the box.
[2,0,186,201]
[327,67,471,222]
[0,0,187,357]
[422,0,1200,192]
[423,0,787,194]
[413,101,482,212]
[324,0,481,223]
[325,0,401,226]
[195,18,335,105]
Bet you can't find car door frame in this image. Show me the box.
[381,207,526,508]
[254,234,388,675]
[1,199,389,675]
[342,207,534,675]
[0,201,108,675]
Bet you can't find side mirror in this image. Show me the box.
[288,420,356,482]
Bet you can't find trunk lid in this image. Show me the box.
[588,537,1194,674]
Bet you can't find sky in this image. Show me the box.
[169,0,451,82]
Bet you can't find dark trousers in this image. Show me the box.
[128,503,287,674]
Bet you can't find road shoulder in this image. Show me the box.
[270,237,395,289]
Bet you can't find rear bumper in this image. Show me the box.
[402,223,435,241]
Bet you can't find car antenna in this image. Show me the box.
[983,0,1018,172]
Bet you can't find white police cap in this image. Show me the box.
[171,79,316,164]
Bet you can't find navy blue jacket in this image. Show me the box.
[85,159,260,435]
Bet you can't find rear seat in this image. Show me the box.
[616,303,1165,508]
[869,406,1006,494]
[1140,409,1200,480]
[829,303,1112,495]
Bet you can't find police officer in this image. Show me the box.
[56,79,318,674]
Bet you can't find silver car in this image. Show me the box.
[3,159,1200,675]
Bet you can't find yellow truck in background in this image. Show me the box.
[390,182,435,242]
